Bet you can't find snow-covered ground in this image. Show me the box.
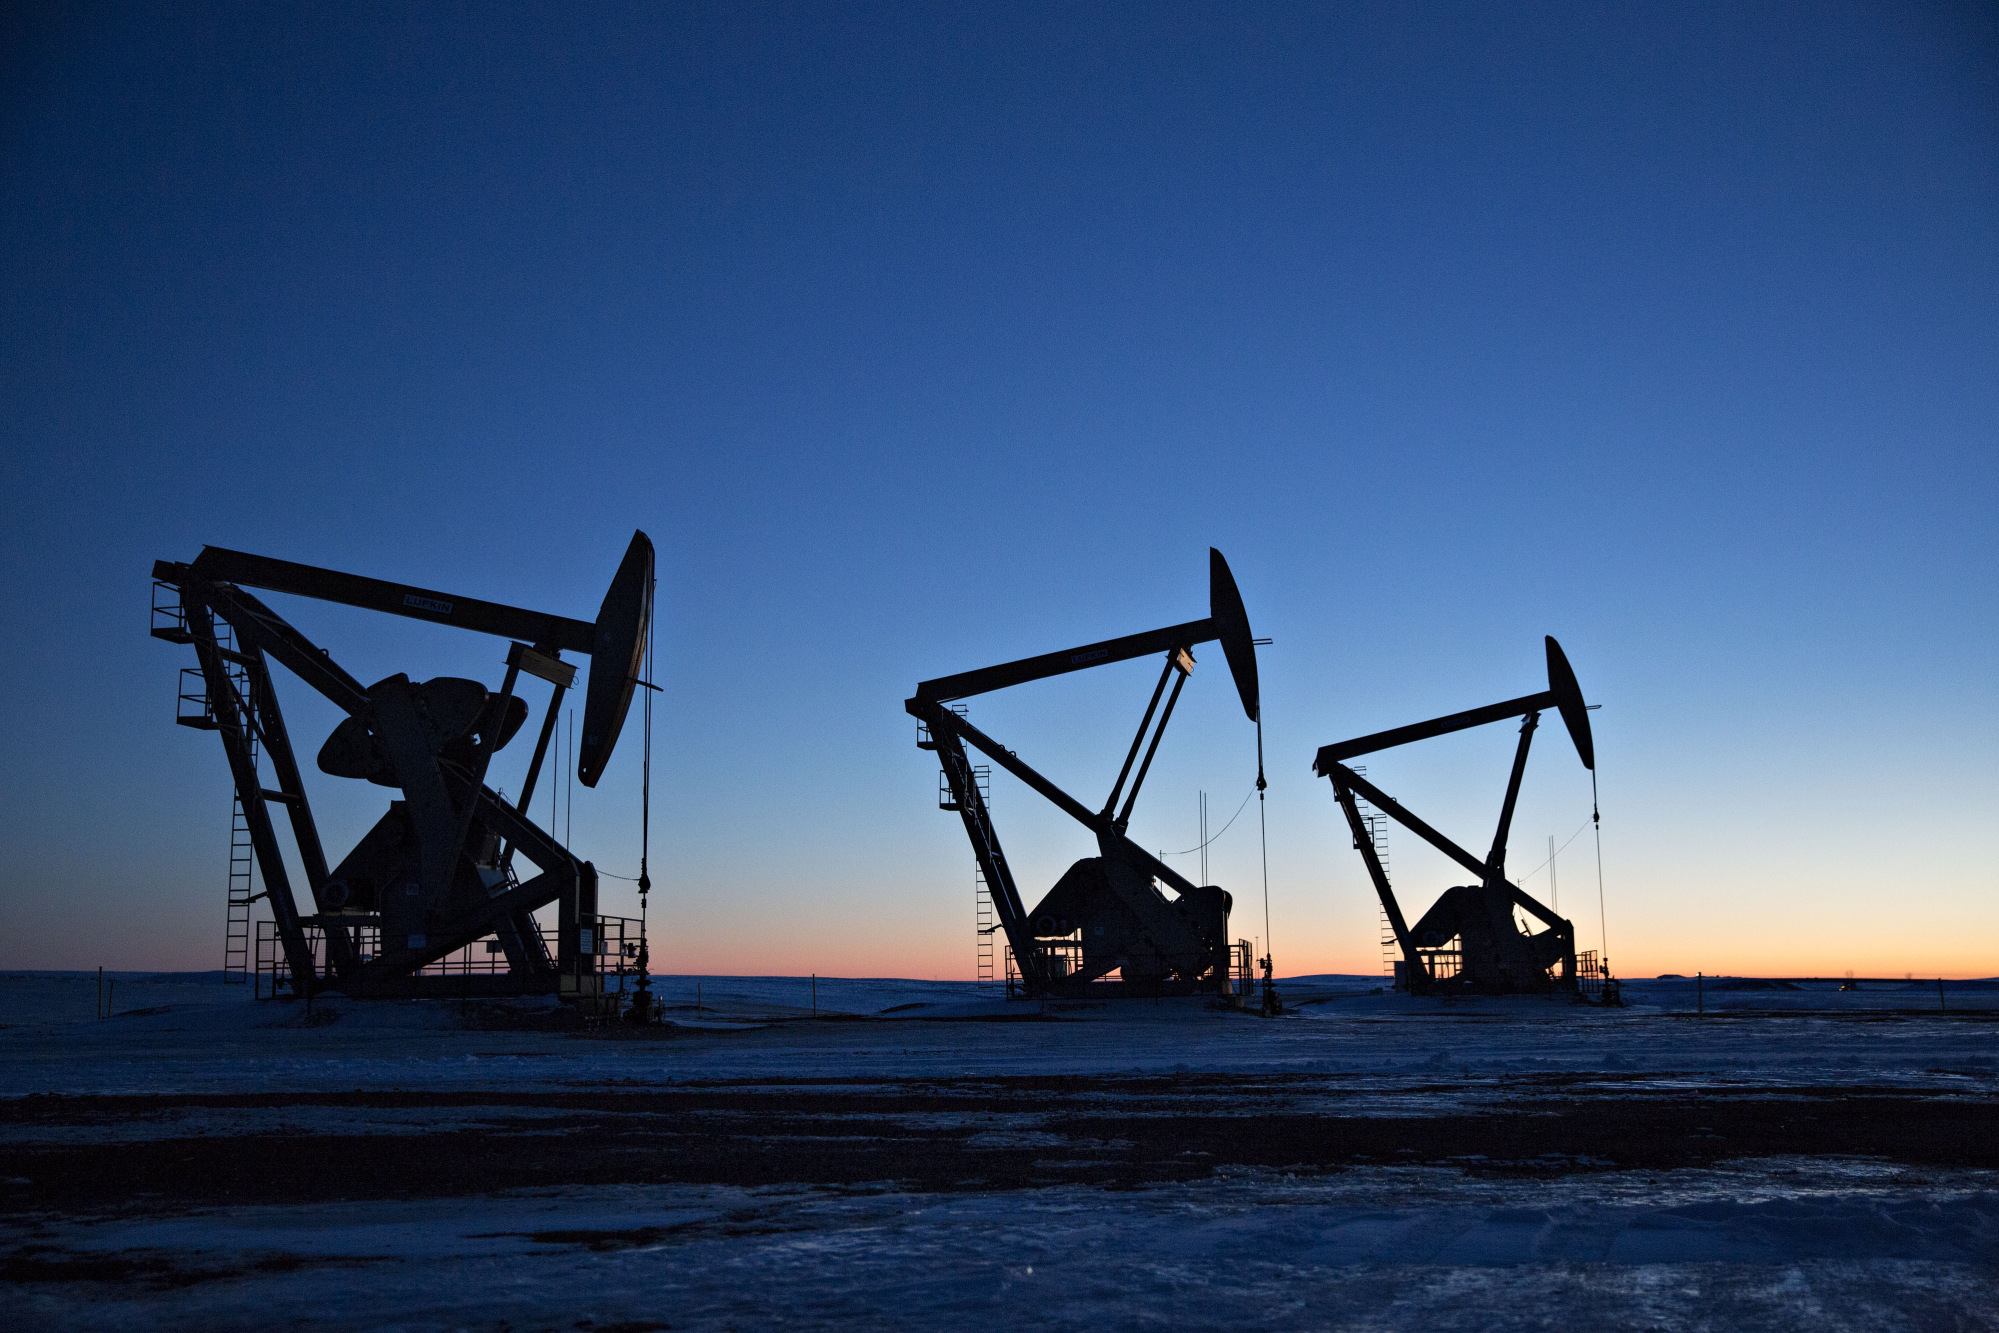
[20,1167,1999,1331]
[4,971,1996,1330]
[4,970,1994,1096]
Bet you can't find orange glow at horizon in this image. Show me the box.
[643,938,1997,985]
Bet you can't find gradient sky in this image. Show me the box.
[2,1,1994,980]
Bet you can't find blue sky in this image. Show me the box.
[2,1,1994,978]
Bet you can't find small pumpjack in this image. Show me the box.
[1313,637,1607,998]
[908,550,1263,1001]
[152,535,653,1001]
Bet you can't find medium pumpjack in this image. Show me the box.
[152,536,653,1001]
[908,550,1264,1001]
[1313,637,1609,997]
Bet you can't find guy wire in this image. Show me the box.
[1592,769,1607,960]
[1159,787,1254,856]
[1257,714,1271,964]
[637,571,655,1003]
[639,571,653,899]
[1516,816,1592,884]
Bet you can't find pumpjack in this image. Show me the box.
[1314,637,1608,997]
[908,550,1263,1000]
[152,536,653,999]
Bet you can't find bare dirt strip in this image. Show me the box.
[5,1075,1996,1220]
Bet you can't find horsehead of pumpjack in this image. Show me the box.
[908,549,1263,1001]
[1313,636,1602,997]
[150,533,653,998]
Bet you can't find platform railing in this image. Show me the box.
[1576,949,1610,1000]
[255,914,643,1004]
[1003,936,1250,1000]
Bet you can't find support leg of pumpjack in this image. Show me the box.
[187,602,321,991]
[927,713,1048,994]
[497,676,567,978]
[1330,775,1424,989]
[244,650,357,974]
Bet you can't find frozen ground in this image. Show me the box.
[3,970,1997,1330]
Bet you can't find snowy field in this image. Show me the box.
[4,970,1997,1330]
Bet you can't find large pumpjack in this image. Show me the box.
[908,550,1264,1000]
[152,536,652,1000]
[1314,637,1609,997]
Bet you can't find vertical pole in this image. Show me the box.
[811,973,817,1016]
[1939,977,1947,1013]
[1697,971,1703,1016]
[1199,790,1207,887]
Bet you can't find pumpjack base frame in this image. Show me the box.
[335,973,560,1000]
[1011,978,1252,1003]
[1005,940,1258,1004]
